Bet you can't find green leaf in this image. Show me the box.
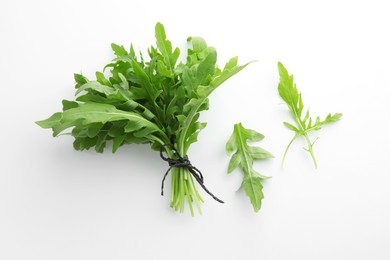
[95,131,108,153]
[313,113,343,129]
[86,123,103,138]
[182,47,217,94]
[37,102,163,139]
[62,100,79,111]
[277,62,302,118]
[74,73,89,86]
[278,62,342,168]
[155,23,172,59]
[196,47,217,86]
[187,37,207,53]
[75,81,115,96]
[107,121,127,137]
[112,135,126,153]
[36,112,62,129]
[131,60,159,102]
[226,123,273,212]
[73,136,98,151]
[283,121,299,132]
[96,72,112,86]
[155,22,179,75]
[210,57,253,89]
[227,153,240,173]
[111,43,128,58]
[117,73,129,89]
[157,61,174,78]
[242,175,264,212]
[248,146,274,159]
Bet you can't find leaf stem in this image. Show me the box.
[282,134,298,169]
[169,164,203,216]
[303,133,318,169]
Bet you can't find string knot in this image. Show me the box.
[159,144,224,203]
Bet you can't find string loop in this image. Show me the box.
[160,144,224,203]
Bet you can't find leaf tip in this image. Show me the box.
[277,61,289,76]
[335,112,343,119]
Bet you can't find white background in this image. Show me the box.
[1,0,390,259]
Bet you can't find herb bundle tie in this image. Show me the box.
[160,144,224,203]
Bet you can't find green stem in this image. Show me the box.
[282,134,298,169]
[188,174,203,214]
[287,107,318,169]
[169,167,177,208]
[303,133,318,169]
[169,162,203,216]
[179,168,185,212]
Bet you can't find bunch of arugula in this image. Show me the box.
[36,23,249,215]
[278,62,342,168]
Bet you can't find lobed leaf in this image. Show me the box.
[278,62,342,168]
[36,102,162,139]
[111,43,128,58]
[226,123,273,212]
[155,22,179,76]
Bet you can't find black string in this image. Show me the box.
[160,144,224,203]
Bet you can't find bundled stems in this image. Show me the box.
[170,168,204,215]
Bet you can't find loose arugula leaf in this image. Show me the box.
[226,123,273,212]
[278,62,342,168]
[36,22,250,215]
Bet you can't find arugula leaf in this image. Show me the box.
[278,62,342,168]
[226,123,273,212]
[36,22,250,215]
[36,102,167,147]
[155,22,180,78]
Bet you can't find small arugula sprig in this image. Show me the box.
[226,123,273,212]
[278,62,342,169]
